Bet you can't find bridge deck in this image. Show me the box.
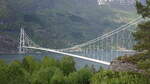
[24,46,110,65]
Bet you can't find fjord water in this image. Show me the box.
[0,53,105,70]
[0,50,135,70]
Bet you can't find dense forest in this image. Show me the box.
[0,0,136,53]
[0,56,150,84]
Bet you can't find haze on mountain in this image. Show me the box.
[0,0,137,53]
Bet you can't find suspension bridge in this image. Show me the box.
[19,16,143,66]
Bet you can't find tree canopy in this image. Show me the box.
[0,56,150,84]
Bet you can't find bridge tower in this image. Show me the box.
[97,0,105,5]
[19,28,25,54]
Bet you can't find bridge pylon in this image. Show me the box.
[19,28,25,54]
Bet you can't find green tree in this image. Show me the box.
[137,59,150,73]
[0,60,9,84]
[136,0,150,18]
[66,68,93,84]
[133,21,150,53]
[31,67,56,84]
[22,56,40,74]
[60,56,76,75]
[128,0,150,72]
[134,0,150,53]
[7,61,30,84]
[41,56,59,68]
[91,70,150,84]
[50,69,65,84]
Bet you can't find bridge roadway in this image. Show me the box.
[23,46,111,65]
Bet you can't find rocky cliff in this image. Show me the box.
[110,60,145,73]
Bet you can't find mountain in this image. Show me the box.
[0,0,137,53]
[0,34,17,54]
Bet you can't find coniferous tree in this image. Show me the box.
[134,0,150,54]
[132,0,150,72]
[119,0,150,73]
[136,0,150,18]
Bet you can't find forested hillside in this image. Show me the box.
[0,0,137,53]
[0,56,149,84]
